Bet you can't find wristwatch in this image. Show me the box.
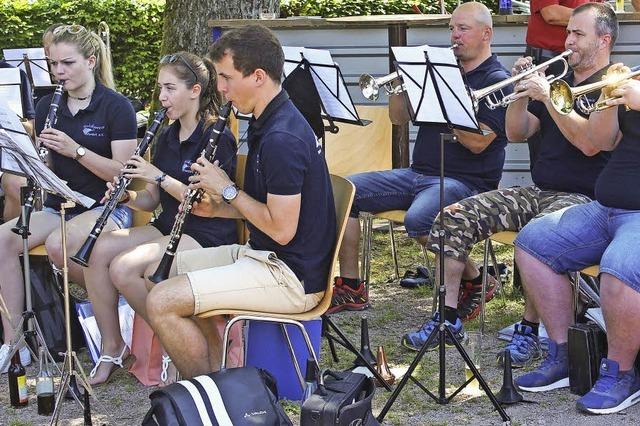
[74,146,86,160]
[222,183,239,204]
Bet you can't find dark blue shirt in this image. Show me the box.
[0,60,36,119]
[528,68,610,198]
[35,82,137,215]
[594,108,640,210]
[411,54,511,192]
[152,118,238,247]
[244,90,336,294]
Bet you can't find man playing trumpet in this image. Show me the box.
[330,2,512,314]
[512,62,640,414]
[412,3,614,363]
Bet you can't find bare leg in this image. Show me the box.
[195,317,223,372]
[600,273,640,370]
[147,276,210,378]
[0,212,58,342]
[338,217,360,279]
[83,226,161,385]
[515,248,573,343]
[1,175,26,222]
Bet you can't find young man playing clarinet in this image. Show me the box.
[145,24,336,378]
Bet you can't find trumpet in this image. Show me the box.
[359,44,459,101]
[550,65,640,115]
[470,49,573,111]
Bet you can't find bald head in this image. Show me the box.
[452,2,493,29]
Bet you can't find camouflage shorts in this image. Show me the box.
[426,186,592,262]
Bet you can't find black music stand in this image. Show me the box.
[375,45,511,424]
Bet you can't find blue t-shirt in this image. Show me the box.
[594,108,640,210]
[411,54,511,192]
[0,60,36,119]
[528,69,610,198]
[244,90,336,295]
[152,118,238,247]
[35,82,137,215]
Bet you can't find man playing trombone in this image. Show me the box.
[330,2,512,314]
[512,62,640,414]
[413,3,615,362]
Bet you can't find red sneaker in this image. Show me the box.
[457,273,498,322]
[326,277,369,314]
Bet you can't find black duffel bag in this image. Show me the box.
[142,366,292,426]
[301,370,379,426]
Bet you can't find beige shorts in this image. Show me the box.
[176,244,323,315]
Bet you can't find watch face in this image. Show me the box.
[76,147,86,156]
[222,185,237,201]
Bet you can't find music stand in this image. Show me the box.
[0,68,25,119]
[3,48,54,89]
[0,116,97,424]
[376,45,511,424]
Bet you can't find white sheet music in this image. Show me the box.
[392,45,479,130]
[0,68,24,118]
[282,46,359,123]
[3,47,52,87]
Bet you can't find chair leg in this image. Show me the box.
[221,316,245,369]
[360,213,373,290]
[388,220,400,280]
[420,245,433,283]
[280,324,306,391]
[480,239,491,336]
[572,271,580,324]
[487,240,506,305]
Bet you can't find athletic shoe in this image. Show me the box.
[515,340,569,392]
[326,277,369,314]
[496,324,542,368]
[0,344,32,373]
[576,359,640,414]
[401,312,466,352]
[457,272,498,322]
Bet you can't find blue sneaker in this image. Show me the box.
[496,324,542,368]
[515,340,569,392]
[401,313,466,352]
[576,359,640,414]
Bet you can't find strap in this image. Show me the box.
[177,380,214,426]
[89,345,127,378]
[161,355,171,383]
[194,376,233,426]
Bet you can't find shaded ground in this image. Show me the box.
[1,224,638,425]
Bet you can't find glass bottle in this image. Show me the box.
[36,347,55,415]
[9,351,28,407]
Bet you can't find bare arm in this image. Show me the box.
[388,91,411,125]
[453,123,497,154]
[540,4,574,26]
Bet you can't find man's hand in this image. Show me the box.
[189,157,232,196]
[606,79,640,111]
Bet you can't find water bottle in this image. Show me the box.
[499,0,513,15]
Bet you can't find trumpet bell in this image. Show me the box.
[550,79,575,115]
[359,74,380,101]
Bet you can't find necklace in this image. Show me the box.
[68,93,92,101]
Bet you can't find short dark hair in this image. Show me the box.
[208,24,284,82]
[573,2,618,50]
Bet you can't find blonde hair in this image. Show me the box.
[52,25,115,89]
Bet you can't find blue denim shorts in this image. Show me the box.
[347,168,476,237]
[515,201,640,292]
[42,204,133,230]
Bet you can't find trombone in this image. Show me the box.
[550,65,640,115]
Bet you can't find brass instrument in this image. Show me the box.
[359,44,459,101]
[470,49,573,111]
[550,65,640,115]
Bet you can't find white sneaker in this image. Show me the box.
[1,344,32,373]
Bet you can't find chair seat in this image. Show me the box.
[28,245,48,256]
[581,265,599,277]
[489,231,518,246]
[197,298,326,322]
[373,210,406,223]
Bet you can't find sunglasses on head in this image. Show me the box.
[161,54,199,82]
[53,24,87,36]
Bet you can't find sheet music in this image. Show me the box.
[0,99,38,169]
[282,46,305,76]
[392,45,479,130]
[3,47,52,87]
[0,69,24,117]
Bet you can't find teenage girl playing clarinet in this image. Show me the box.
[0,24,137,372]
[83,51,237,385]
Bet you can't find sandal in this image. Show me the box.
[89,345,135,384]
[160,354,179,386]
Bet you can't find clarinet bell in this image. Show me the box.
[374,345,395,387]
[495,349,523,405]
[353,317,376,367]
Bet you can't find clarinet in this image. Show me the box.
[11,81,65,235]
[70,108,167,267]
[148,101,232,283]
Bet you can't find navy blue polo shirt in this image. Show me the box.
[35,82,137,214]
[152,119,238,247]
[244,90,336,295]
[528,68,610,198]
[411,54,511,192]
[595,108,640,210]
[0,60,36,119]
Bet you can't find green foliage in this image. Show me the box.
[280,0,500,18]
[0,0,164,103]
